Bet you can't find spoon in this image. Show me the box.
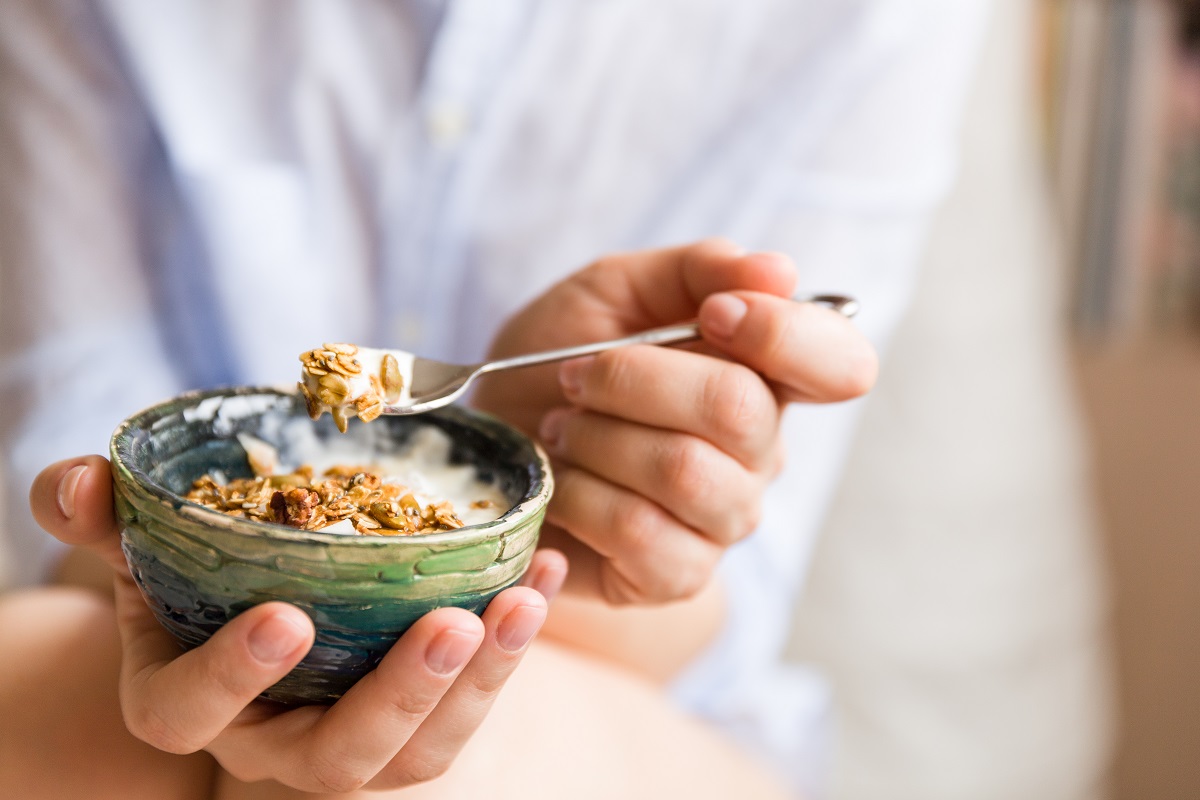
[377,294,859,416]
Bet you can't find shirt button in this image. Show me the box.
[427,104,469,147]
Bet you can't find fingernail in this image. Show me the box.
[538,409,569,453]
[496,604,545,653]
[57,465,87,520]
[701,294,749,341]
[426,629,478,675]
[247,613,309,665]
[558,357,590,398]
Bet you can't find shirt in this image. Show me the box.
[0,1,990,793]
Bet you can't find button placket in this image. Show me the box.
[379,1,534,359]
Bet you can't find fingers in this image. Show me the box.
[578,240,799,328]
[545,466,722,604]
[370,586,550,788]
[206,570,558,792]
[519,547,569,602]
[554,345,780,467]
[29,456,127,572]
[541,410,763,546]
[205,607,482,791]
[699,291,879,403]
[119,600,314,755]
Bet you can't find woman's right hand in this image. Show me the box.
[30,456,567,793]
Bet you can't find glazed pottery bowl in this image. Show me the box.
[110,386,551,705]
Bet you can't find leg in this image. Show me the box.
[0,587,215,800]
[216,639,790,800]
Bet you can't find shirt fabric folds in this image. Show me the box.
[0,1,989,792]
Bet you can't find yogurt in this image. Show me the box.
[298,343,414,432]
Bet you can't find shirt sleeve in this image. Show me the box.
[670,2,993,794]
[0,1,186,588]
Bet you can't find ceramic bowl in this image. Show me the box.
[110,386,551,705]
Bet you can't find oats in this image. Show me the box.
[298,382,323,420]
[352,512,382,530]
[324,342,358,356]
[318,372,351,397]
[355,395,384,423]
[381,354,404,404]
[337,354,363,375]
[331,405,351,434]
[186,443,484,537]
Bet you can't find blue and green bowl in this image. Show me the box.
[109,386,552,705]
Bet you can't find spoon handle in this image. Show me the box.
[476,294,858,376]
[478,323,699,374]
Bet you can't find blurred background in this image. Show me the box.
[1,1,1195,798]
[788,1,1200,798]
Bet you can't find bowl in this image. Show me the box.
[109,386,552,705]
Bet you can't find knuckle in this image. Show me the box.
[389,755,453,786]
[761,305,799,367]
[598,564,652,607]
[660,438,713,508]
[388,689,441,721]
[611,499,661,560]
[690,237,740,259]
[465,661,511,696]
[308,752,369,794]
[591,348,639,398]
[710,486,762,546]
[660,547,717,601]
[201,651,252,704]
[733,499,763,542]
[125,702,197,754]
[704,366,771,448]
[579,256,629,298]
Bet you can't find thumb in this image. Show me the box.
[29,455,128,574]
[697,291,879,404]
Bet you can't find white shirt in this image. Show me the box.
[0,1,989,792]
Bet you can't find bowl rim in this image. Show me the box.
[109,385,553,548]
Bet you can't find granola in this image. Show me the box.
[298,343,409,433]
[185,463,469,535]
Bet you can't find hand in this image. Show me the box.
[30,456,568,792]
[473,239,877,605]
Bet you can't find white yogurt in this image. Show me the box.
[300,345,414,421]
[267,420,509,533]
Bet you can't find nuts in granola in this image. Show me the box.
[185,463,469,536]
[269,487,319,527]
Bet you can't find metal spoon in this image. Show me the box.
[379,294,859,415]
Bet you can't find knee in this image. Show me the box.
[0,587,117,680]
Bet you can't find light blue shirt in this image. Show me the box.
[0,1,989,792]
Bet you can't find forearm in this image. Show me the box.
[538,576,726,685]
